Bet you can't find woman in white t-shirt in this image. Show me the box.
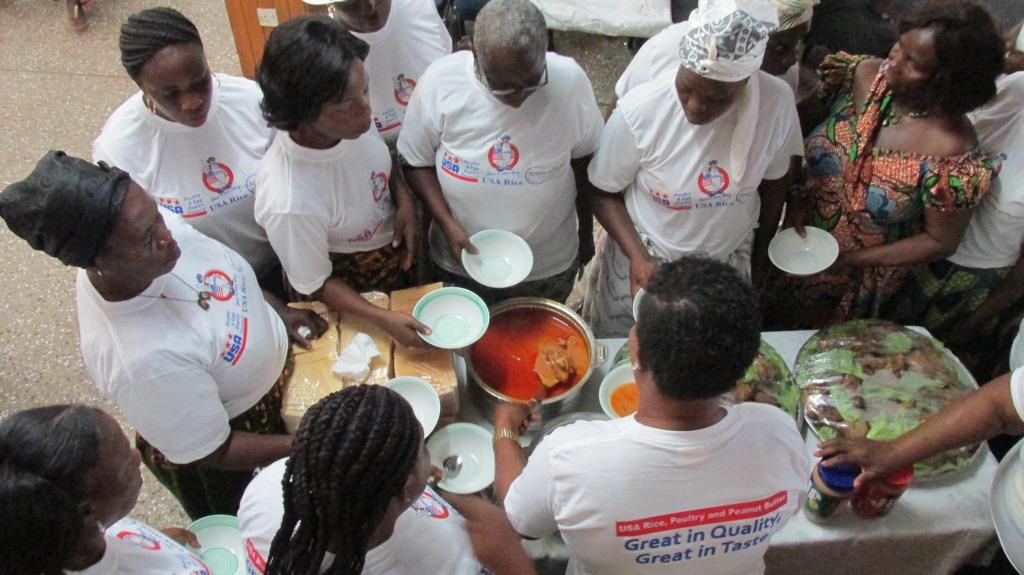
[93,8,281,293]
[256,16,428,348]
[0,405,209,575]
[308,0,452,147]
[0,151,325,520]
[253,386,533,575]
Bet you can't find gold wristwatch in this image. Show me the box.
[493,427,521,446]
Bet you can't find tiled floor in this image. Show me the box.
[0,0,631,528]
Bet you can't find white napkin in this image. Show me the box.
[333,333,381,382]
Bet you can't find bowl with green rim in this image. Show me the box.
[413,287,490,349]
[186,514,245,575]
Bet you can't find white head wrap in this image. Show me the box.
[770,0,818,32]
[679,0,779,83]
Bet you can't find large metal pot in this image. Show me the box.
[465,297,603,422]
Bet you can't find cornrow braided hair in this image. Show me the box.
[119,7,202,80]
[266,386,421,575]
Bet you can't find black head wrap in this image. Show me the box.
[0,151,129,268]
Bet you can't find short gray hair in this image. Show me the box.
[474,0,547,61]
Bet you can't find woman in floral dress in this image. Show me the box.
[763,0,1004,329]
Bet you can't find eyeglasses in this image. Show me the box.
[476,61,548,98]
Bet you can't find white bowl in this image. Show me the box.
[385,376,441,436]
[186,515,246,575]
[426,422,495,494]
[461,229,534,288]
[598,363,638,419]
[412,287,490,349]
[768,227,840,276]
[632,288,645,321]
[990,440,1024,572]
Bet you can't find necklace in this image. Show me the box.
[138,273,212,310]
[878,93,929,126]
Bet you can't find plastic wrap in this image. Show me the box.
[281,295,393,432]
[721,340,801,423]
[282,301,342,432]
[337,291,392,387]
[531,0,672,38]
[796,320,979,478]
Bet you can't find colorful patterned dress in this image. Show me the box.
[763,53,995,330]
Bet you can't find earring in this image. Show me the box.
[96,519,105,533]
[630,362,641,371]
[144,95,157,115]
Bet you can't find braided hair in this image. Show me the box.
[119,7,203,80]
[266,385,422,575]
[0,405,105,575]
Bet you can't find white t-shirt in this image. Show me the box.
[238,459,486,575]
[949,72,1024,269]
[92,74,277,278]
[77,212,288,464]
[72,518,210,574]
[1010,368,1024,424]
[589,72,800,262]
[397,51,605,280]
[354,0,452,147]
[614,22,800,98]
[255,130,395,295]
[504,404,808,575]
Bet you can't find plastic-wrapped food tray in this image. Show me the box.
[796,320,979,479]
[721,340,802,424]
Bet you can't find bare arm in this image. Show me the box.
[316,276,428,349]
[195,430,293,471]
[572,156,596,269]
[403,165,477,261]
[841,207,972,268]
[752,173,791,289]
[389,160,420,271]
[817,372,1024,487]
[587,188,653,295]
[491,401,537,506]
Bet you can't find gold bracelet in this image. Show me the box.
[493,427,521,446]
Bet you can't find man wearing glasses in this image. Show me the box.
[397,0,604,304]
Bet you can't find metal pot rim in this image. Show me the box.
[466,297,597,405]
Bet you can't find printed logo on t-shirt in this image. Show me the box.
[116,530,162,551]
[245,538,267,575]
[198,269,235,302]
[349,171,391,243]
[370,171,389,202]
[221,315,249,366]
[202,157,235,193]
[697,160,730,196]
[441,150,480,183]
[487,135,520,172]
[158,196,187,216]
[411,489,451,519]
[614,491,789,566]
[393,74,417,106]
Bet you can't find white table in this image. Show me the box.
[451,331,1001,574]
[528,0,672,38]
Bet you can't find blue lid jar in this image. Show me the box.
[818,461,861,493]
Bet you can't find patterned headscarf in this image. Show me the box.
[679,0,779,82]
[0,151,129,268]
[770,0,817,31]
